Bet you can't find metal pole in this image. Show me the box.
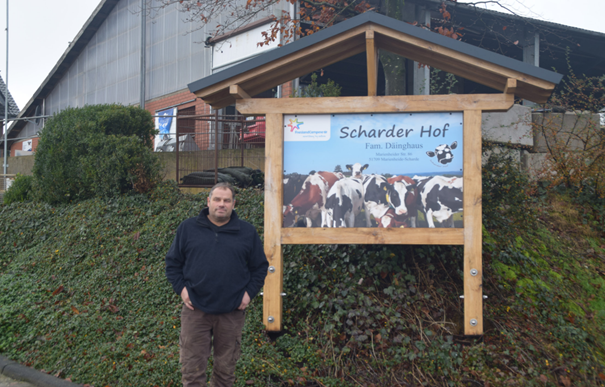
[139,0,146,109]
[240,115,244,167]
[175,111,179,185]
[214,110,219,185]
[3,0,9,179]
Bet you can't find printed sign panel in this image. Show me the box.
[154,108,177,152]
[283,113,464,229]
[22,139,33,152]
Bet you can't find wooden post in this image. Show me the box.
[366,30,378,97]
[263,113,284,331]
[463,109,483,335]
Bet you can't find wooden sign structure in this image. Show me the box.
[187,13,562,335]
[237,94,508,335]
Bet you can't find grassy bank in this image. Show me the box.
[0,173,604,386]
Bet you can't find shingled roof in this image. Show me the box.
[188,12,563,110]
[0,75,20,118]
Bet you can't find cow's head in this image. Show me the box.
[346,163,369,179]
[426,142,457,165]
[386,181,417,215]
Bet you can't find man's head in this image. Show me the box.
[207,183,236,226]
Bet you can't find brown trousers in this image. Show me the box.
[180,305,246,387]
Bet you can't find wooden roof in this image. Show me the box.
[188,12,562,109]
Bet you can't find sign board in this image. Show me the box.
[283,113,464,228]
[154,108,177,152]
[234,95,509,336]
[22,139,33,152]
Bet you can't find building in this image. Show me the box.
[3,0,604,159]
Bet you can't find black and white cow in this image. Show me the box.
[346,163,369,179]
[362,175,413,227]
[416,175,463,228]
[283,173,308,206]
[427,142,457,165]
[324,178,365,227]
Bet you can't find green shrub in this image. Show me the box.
[31,104,162,204]
[3,174,33,204]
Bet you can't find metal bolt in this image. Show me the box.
[470,268,478,276]
[268,266,275,273]
[268,316,275,323]
[470,319,478,326]
[459,295,464,299]
[483,295,488,299]
[281,293,286,296]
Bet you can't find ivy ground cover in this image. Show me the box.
[0,181,604,386]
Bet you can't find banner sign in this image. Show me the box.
[283,113,464,229]
[154,108,177,152]
[22,139,33,152]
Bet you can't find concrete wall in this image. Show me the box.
[532,111,601,153]
[482,104,533,146]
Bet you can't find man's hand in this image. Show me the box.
[181,287,194,310]
[238,291,250,310]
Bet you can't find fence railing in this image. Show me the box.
[174,113,265,187]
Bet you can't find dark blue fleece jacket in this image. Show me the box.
[165,208,268,314]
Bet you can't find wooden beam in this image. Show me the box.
[194,26,367,98]
[281,227,464,245]
[463,109,483,335]
[504,78,517,95]
[366,30,378,97]
[263,113,284,331]
[236,94,514,114]
[373,26,556,91]
[229,84,251,100]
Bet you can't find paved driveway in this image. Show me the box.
[0,374,35,387]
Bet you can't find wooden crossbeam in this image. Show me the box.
[504,78,517,95]
[229,84,251,99]
[237,94,514,114]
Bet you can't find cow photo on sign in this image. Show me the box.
[283,113,464,228]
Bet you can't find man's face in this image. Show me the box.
[207,188,235,224]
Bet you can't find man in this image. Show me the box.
[165,183,268,387]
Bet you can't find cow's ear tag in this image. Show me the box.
[386,193,390,203]
[294,210,298,214]
[383,186,387,191]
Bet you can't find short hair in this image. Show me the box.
[209,182,235,200]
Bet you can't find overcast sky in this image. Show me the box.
[0,0,603,110]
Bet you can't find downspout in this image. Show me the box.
[140,0,146,109]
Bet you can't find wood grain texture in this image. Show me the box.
[504,78,517,95]
[229,84,251,99]
[236,94,514,114]
[281,227,464,245]
[263,113,284,331]
[463,110,483,335]
[366,30,378,97]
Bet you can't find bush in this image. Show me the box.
[3,174,33,205]
[31,104,162,204]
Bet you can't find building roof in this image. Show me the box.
[409,0,605,77]
[5,0,119,140]
[0,75,20,118]
[4,0,604,142]
[188,12,563,109]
